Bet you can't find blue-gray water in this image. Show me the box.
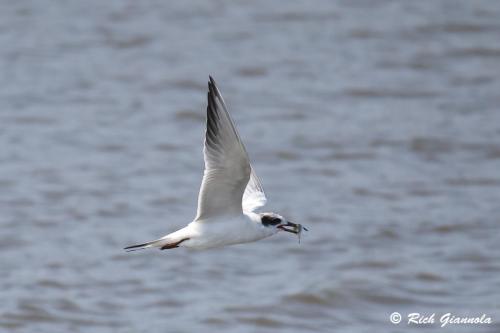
[1,1,500,332]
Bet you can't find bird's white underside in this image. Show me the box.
[164,212,277,250]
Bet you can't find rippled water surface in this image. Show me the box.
[1,1,500,332]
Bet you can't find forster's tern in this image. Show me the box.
[125,77,307,251]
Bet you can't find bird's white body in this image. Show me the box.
[125,77,304,252]
[158,212,277,250]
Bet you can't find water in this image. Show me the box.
[1,1,500,332]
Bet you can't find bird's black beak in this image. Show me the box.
[277,221,309,234]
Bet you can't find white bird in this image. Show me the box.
[125,76,307,251]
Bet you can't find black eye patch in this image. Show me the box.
[261,216,281,226]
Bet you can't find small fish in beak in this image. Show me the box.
[277,221,309,243]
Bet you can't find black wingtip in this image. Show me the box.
[207,76,217,98]
[208,76,218,93]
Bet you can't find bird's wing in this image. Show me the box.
[242,167,267,212]
[195,77,251,221]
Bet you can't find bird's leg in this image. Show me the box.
[160,238,190,250]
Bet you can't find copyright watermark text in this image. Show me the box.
[390,312,492,328]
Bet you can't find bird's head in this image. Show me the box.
[259,212,308,237]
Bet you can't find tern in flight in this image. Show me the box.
[125,77,307,251]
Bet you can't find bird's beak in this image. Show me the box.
[277,221,309,234]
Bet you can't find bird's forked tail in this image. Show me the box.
[124,238,162,252]
[124,237,190,252]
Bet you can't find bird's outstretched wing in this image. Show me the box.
[195,77,251,221]
[242,167,267,212]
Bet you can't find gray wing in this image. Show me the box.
[195,77,251,221]
[242,167,267,212]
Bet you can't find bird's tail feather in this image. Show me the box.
[124,238,164,252]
